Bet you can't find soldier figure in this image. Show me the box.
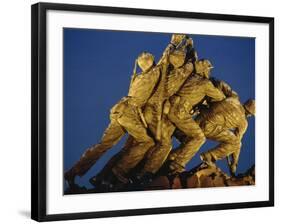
[136,35,197,176]
[198,97,255,176]
[164,59,226,174]
[64,52,163,187]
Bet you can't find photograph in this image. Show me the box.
[63,29,256,194]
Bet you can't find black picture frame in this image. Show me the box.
[31,2,274,222]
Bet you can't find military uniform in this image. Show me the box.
[198,97,250,174]
[65,63,161,182]
[166,72,226,173]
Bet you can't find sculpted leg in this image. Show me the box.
[89,135,136,187]
[111,113,155,181]
[64,120,125,186]
[200,126,241,171]
[141,118,175,174]
[168,114,206,173]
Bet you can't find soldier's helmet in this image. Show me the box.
[244,99,255,116]
[195,59,214,78]
[137,52,155,72]
[169,50,186,68]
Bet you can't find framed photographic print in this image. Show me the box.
[31,2,274,222]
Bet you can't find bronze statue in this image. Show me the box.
[91,37,225,185]
[64,33,255,191]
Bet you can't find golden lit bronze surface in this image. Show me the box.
[64,34,255,192]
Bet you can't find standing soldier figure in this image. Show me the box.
[198,97,255,176]
[64,52,163,187]
[139,35,197,179]
[165,59,226,174]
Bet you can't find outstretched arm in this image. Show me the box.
[210,77,239,99]
[205,80,226,102]
[157,34,190,66]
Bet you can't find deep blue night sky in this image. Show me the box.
[63,28,255,189]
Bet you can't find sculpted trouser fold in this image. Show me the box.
[112,103,175,176]
[71,102,154,177]
[167,100,206,168]
[111,104,173,176]
[199,121,241,162]
[141,116,175,174]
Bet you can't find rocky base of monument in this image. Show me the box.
[144,164,255,190]
[65,164,255,194]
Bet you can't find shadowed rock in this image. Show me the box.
[65,163,255,194]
